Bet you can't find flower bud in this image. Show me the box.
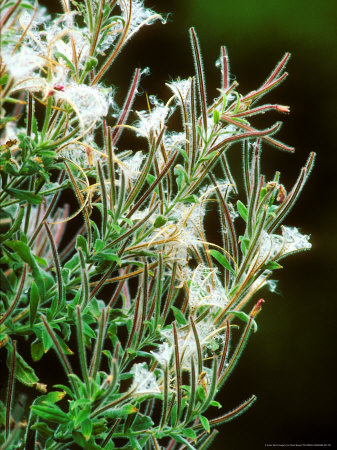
[250,298,265,318]
[277,185,287,202]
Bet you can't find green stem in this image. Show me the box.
[75,306,90,391]
[41,97,52,141]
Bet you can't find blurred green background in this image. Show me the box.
[30,0,337,448]
[113,0,337,448]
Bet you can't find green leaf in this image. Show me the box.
[7,346,39,387]
[0,74,9,85]
[171,306,187,325]
[174,164,190,189]
[31,339,44,362]
[3,162,19,175]
[208,249,235,275]
[198,414,210,433]
[228,310,257,332]
[19,159,43,176]
[264,261,283,270]
[175,146,189,163]
[54,51,76,74]
[90,219,100,242]
[153,215,167,228]
[30,422,54,439]
[82,322,96,339]
[76,235,88,256]
[0,401,6,426]
[182,428,197,440]
[197,385,207,403]
[132,414,154,432]
[41,327,53,353]
[29,282,40,327]
[210,400,222,408]
[81,418,93,441]
[6,188,43,204]
[91,251,121,265]
[43,391,67,404]
[213,109,220,124]
[0,269,13,293]
[5,240,45,300]
[182,194,200,204]
[103,403,138,419]
[146,173,156,185]
[34,255,48,267]
[0,206,24,243]
[74,407,90,427]
[72,431,102,449]
[94,239,105,253]
[128,437,142,450]
[171,434,196,449]
[32,403,69,424]
[239,235,250,255]
[237,200,248,222]
[53,384,74,399]
[84,56,98,71]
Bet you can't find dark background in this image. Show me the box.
[26,0,337,448]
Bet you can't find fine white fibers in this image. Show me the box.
[121,151,145,181]
[151,342,173,367]
[189,265,228,309]
[120,0,165,39]
[136,104,171,137]
[2,46,44,82]
[55,85,109,128]
[161,319,222,371]
[167,78,192,101]
[131,363,160,394]
[258,226,311,263]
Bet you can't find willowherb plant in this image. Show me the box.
[0,0,315,448]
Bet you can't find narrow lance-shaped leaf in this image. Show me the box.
[199,357,218,413]
[266,152,316,233]
[64,161,92,249]
[89,307,109,378]
[7,343,39,388]
[208,249,236,276]
[0,205,24,243]
[111,68,141,146]
[159,362,169,429]
[198,429,219,450]
[195,395,257,429]
[126,149,178,219]
[78,247,89,310]
[6,188,43,204]
[246,140,261,237]
[190,27,208,136]
[190,316,203,377]
[124,126,165,211]
[97,159,108,238]
[183,355,196,425]
[40,315,79,398]
[44,222,64,315]
[173,322,182,426]
[136,262,149,347]
[29,281,39,327]
[217,320,230,379]
[0,264,26,326]
[6,340,16,439]
[75,306,90,390]
[101,418,121,448]
[209,173,238,265]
